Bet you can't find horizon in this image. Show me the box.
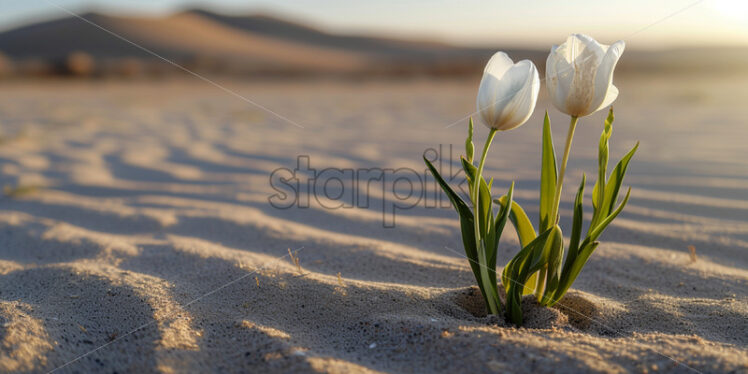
[2,0,748,50]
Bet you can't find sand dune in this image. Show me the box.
[98,12,369,71]
[6,9,746,78]
[0,10,499,75]
[186,10,465,57]
[0,77,745,373]
[0,11,370,72]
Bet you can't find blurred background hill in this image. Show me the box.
[0,8,746,78]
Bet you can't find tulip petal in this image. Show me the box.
[497,61,540,131]
[565,39,604,116]
[569,34,606,62]
[598,85,619,110]
[476,73,505,128]
[483,51,515,79]
[550,34,605,116]
[477,52,515,128]
[547,34,620,116]
[477,52,539,131]
[546,45,573,115]
[590,40,625,113]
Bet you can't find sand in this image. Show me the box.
[0,76,746,373]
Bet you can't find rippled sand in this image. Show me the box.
[0,76,745,373]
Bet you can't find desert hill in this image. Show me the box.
[0,9,745,77]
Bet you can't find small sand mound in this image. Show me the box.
[451,286,487,318]
[521,296,569,329]
[553,291,600,330]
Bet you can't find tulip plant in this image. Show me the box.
[425,34,638,325]
[425,52,540,315]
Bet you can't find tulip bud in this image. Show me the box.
[476,52,540,131]
[546,34,625,117]
[465,118,475,163]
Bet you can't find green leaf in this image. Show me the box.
[424,156,470,217]
[485,207,497,275]
[592,108,613,226]
[424,156,488,303]
[540,225,564,306]
[504,227,556,325]
[539,112,558,231]
[462,158,492,238]
[494,196,536,248]
[465,118,475,163]
[463,157,506,311]
[491,183,514,261]
[566,174,586,265]
[495,195,538,295]
[550,188,631,305]
[602,142,639,216]
[548,240,600,307]
[588,187,631,243]
[478,238,500,314]
[488,182,514,288]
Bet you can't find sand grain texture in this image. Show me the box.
[0,78,746,373]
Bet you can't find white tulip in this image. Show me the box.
[546,34,625,117]
[476,52,540,131]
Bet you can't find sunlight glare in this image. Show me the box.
[710,0,748,21]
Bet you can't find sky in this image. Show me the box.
[1,0,747,49]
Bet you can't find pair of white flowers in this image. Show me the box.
[476,33,625,130]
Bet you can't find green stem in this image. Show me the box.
[477,241,498,313]
[549,116,579,225]
[473,128,499,315]
[535,267,547,302]
[538,116,578,300]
